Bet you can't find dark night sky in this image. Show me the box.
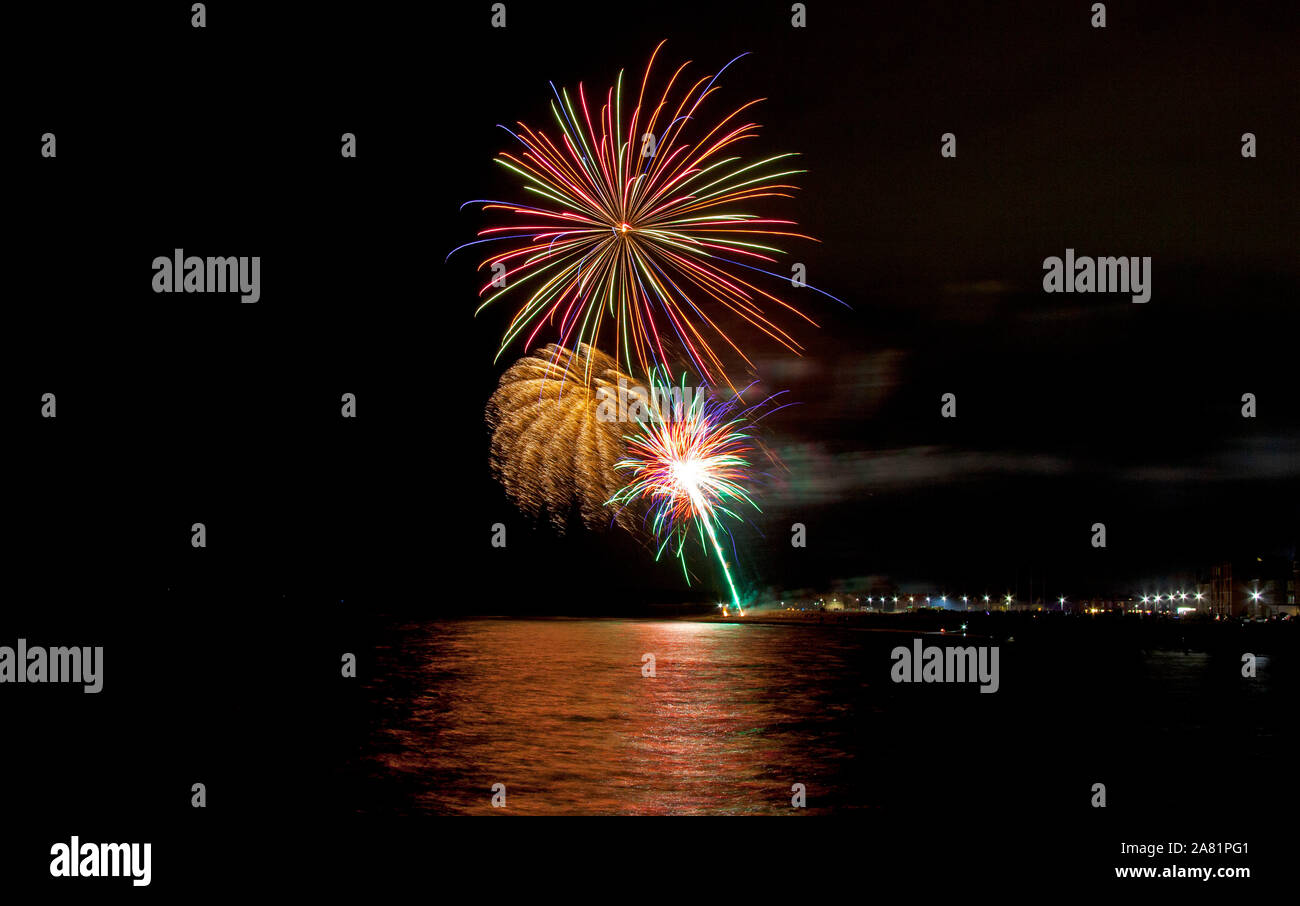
[438,1,1298,607]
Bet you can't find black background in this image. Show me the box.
[3,0,1295,894]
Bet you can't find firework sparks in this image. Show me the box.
[486,344,650,531]
[451,40,845,389]
[609,372,779,607]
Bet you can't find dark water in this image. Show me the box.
[337,618,1293,816]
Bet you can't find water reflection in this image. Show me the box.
[359,620,865,814]
[342,618,1288,815]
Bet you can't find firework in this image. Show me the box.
[486,344,650,531]
[452,41,844,388]
[609,372,778,607]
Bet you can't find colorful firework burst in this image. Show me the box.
[486,343,650,532]
[609,371,785,607]
[452,41,844,389]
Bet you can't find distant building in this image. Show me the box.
[1289,558,1299,612]
[1208,562,1230,615]
[1207,555,1297,617]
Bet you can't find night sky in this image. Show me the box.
[19,7,1275,606]
[431,3,1294,608]
[440,1,1298,608]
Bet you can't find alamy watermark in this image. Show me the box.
[152,249,260,303]
[50,837,150,886]
[595,378,704,424]
[890,639,999,693]
[1043,249,1150,303]
[0,640,103,693]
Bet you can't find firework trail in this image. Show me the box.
[609,372,782,608]
[486,344,652,531]
[451,40,845,389]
